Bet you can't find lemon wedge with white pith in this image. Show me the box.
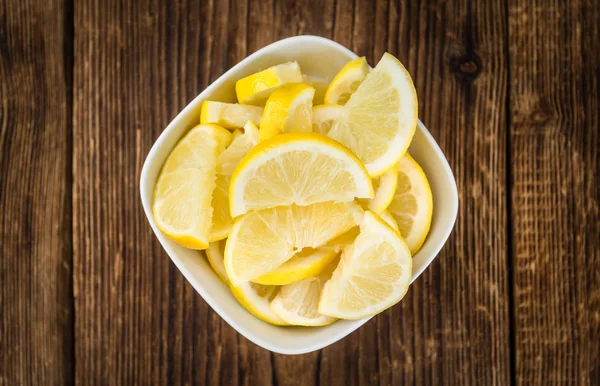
[259,83,315,141]
[200,101,263,129]
[252,247,338,286]
[319,211,413,319]
[387,154,433,254]
[324,56,370,105]
[225,201,363,286]
[270,260,338,326]
[236,61,303,105]
[229,132,373,217]
[210,121,260,241]
[359,163,398,213]
[206,240,287,325]
[326,53,418,177]
[153,124,231,249]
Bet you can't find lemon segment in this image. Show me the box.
[229,132,373,217]
[312,104,346,135]
[387,154,433,254]
[270,260,339,326]
[252,248,338,286]
[359,163,398,213]
[153,124,232,249]
[200,101,263,129]
[318,211,413,319]
[327,53,418,177]
[324,57,370,105]
[210,121,260,242]
[224,201,363,286]
[236,62,303,105]
[259,83,315,141]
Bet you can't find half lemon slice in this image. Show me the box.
[230,132,373,217]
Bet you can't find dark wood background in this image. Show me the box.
[1,0,598,385]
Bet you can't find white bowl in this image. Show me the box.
[140,35,458,355]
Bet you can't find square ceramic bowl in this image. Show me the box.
[140,35,458,355]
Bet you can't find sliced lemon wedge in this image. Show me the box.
[326,53,418,177]
[387,154,433,254]
[210,121,260,241]
[359,163,398,213]
[318,211,413,319]
[235,61,303,105]
[153,124,231,249]
[324,56,370,105]
[259,83,315,141]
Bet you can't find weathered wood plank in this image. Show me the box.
[72,0,218,384]
[508,0,600,384]
[0,0,74,385]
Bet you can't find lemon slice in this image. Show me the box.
[326,52,418,177]
[312,104,345,135]
[270,260,338,326]
[229,132,373,217]
[236,62,303,105]
[206,240,288,325]
[200,101,263,129]
[210,122,260,241]
[359,163,398,213]
[206,241,230,284]
[224,201,363,286]
[324,57,370,105]
[387,154,433,254]
[259,83,315,141]
[153,124,231,249]
[319,211,413,319]
[252,247,338,286]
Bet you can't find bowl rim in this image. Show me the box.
[139,35,458,354]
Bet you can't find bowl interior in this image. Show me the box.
[140,36,458,354]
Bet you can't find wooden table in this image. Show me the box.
[1,0,598,385]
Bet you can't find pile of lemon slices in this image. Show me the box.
[153,53,433,326]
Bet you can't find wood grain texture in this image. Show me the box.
[508,0,600,384]
[0,0,74,385]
